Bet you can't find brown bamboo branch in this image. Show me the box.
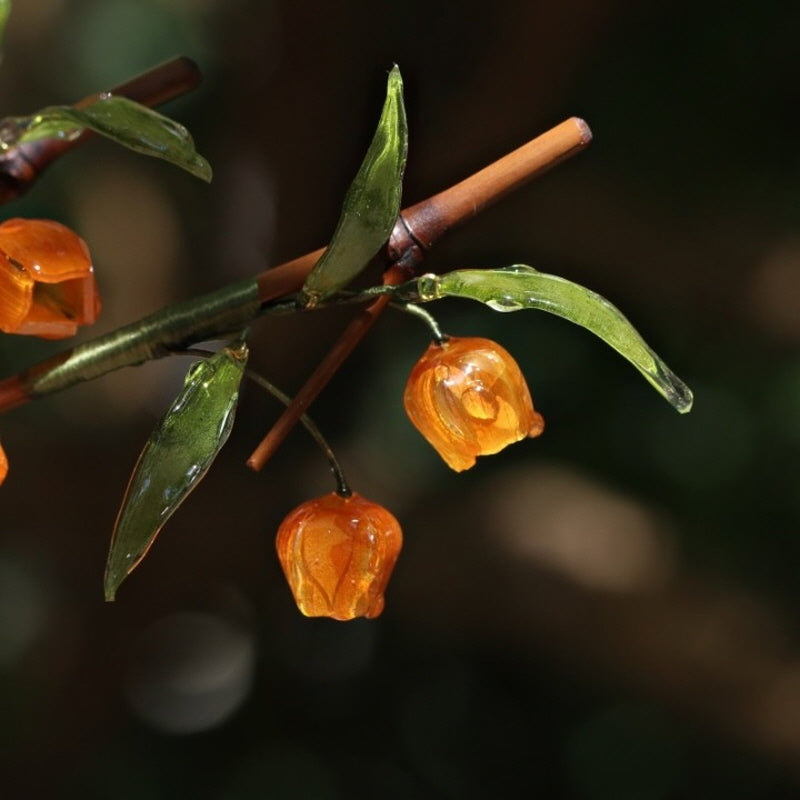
[399,116,592,251]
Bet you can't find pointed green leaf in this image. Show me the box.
[302,65,407,303]
[16,96,211,181]
[104,340,248,601]
[424,265,693,413]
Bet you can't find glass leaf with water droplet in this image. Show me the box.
[486,295,524,312]
[434,266,693,413]
[104,340,248,601]
[16,96,211,181]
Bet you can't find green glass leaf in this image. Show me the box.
[17,95,211,181]
[104,340,248,601]
[302,64,407,303]
[425,265,693,413]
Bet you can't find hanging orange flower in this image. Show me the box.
[0,218,99,340]
[404,336,545,471]
[276,492,403,620]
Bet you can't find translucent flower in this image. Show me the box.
[0,442,7,485]
[275,492,403,620]
[404,336,544,471]
[0,218,99,340]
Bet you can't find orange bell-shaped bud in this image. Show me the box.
[276,492,403,620]
[404,336,544,471]
[0,218,99,340]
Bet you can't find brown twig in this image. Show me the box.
[0,57,203,204]
[246,117,592,471]
[246,264,411,472]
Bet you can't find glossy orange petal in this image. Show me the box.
[0,219,93,281]
[0,442,8,485]
[0,219,100,339]
[404,336,544,471]
[17,273,100,339]
[276,492,403,620]
[0,251,34,333]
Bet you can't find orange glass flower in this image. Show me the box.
[0,442,7,485]
[276,492,403,620]
[404,336,545,471]
[0,218,99,340]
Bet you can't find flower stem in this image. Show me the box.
[244,370,351,497]
[394,302,447,344]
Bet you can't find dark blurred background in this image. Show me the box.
[2,0,800,796]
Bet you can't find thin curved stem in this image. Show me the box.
[392,301,447,344]
[244,370,351,497]
[173,348,351,496]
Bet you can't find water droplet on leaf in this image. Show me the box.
[486,295,524,312]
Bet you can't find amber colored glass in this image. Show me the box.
[275,492,403,620]
[404,336,545,471]
[0,443,7,485]
[0,219,99,339]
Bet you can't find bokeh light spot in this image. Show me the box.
[750,239,800,343]
[489,464,675,593]
[124,611,255,735]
